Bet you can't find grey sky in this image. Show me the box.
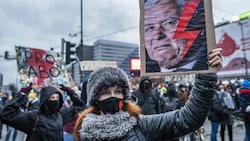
[0,0,249,86]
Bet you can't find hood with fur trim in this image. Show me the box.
[87,67,130,106]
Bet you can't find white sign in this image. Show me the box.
[80,61,117,71]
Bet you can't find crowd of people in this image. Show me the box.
[0,0,249,140]
[0,47,233,141]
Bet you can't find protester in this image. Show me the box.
[217,84,235,141]
[73,48,222,141]
[238,80,250,141]
[27,90,39,111]
[3,92,18,141]
[144,0,208,72]
[0,83,84,141]
[132,78,163,115]
[162,86,180,113]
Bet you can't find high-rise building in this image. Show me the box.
[75,39,139,83]
[93,39,139,76]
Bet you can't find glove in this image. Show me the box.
[59,84,73,94]
[20,83,33,95]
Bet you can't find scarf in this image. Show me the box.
[79,111,137,140]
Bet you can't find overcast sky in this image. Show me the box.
[0,0,250,86]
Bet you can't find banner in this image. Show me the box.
[80,61,117,71]
[139,0,216,76]
[216,18,250,77]
[15,46,67,87]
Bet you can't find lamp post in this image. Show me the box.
[80,0,83,60]
[238,21,248,79]
[80,0,83,82]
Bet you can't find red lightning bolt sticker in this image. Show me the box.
[173,0,201,58]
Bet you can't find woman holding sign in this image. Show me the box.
[73,48,222,141]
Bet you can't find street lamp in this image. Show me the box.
[238,21,249,79]
[80,0,84,82]
[80,0,83,60]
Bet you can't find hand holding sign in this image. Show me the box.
[207,48,223,70]
[59,84,73,95]
[20,83,33,95]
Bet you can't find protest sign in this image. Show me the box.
[140,0,217,76]
[15,46,67,87]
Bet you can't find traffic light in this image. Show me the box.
[4,51,9,60]
[65,41,76,64]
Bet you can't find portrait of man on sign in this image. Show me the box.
[140,0,216,76]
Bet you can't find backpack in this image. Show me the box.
[233,89,250,121]
[238,93,250,116]
[163,97,178,112]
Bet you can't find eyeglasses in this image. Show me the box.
[144,17,179,33]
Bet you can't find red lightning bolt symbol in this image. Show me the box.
[173,0,201,58]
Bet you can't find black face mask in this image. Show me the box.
[97,97,123,114]
[47,100,60,113]
[142,82,151,93]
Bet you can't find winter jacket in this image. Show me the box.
[85,73,216,141]
[28,98,39,111]
[0,86,84,141]
[132,79,162,115]
[238,87,250,120]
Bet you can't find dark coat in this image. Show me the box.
[208,91,229,122]
[83,73,217,141]
[132,79,162,115]
[0,86,84,141]
[28,99,39,111]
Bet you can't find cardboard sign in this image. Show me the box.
[15,46,67,87]
[140,0,217,76]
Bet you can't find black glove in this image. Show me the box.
[20,83,32,95]
[59,84,73,94]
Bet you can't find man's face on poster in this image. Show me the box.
[144,0,185,68]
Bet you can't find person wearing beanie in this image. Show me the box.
[73,48,223,141]
[0,84,84,141]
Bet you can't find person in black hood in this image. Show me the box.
[132,78,163,115]
[0,84,84,141]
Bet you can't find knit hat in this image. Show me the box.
[242,80,250,88]
[87,67,130,106]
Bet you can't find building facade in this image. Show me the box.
[75,39,139,83]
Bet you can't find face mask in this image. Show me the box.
[97,97,123,114]
[143,82,151,89]
[47,100,60,113]
[220,89,225,93]
[142,82,151,93]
